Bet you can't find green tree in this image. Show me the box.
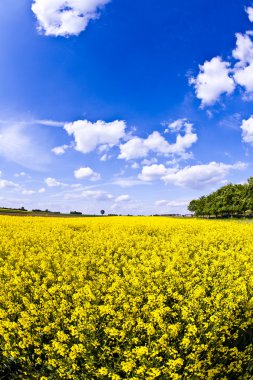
[187,177,253,218]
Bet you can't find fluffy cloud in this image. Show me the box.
[138,161,246,188]
[164,118,189,133]
[190,57,235,106]
[233,32,253,92]
[53,118,196,161]
[163,162,246,188]
[118,137,149,160]
[141,158,158,165]
[138,164,170,182]
[0,172,38,195]
[100,153,112,161]
[0,171,19,190]
[65,120,126,154]
[232,33,253,66]
[74,166,101,181]
[246,6,253,22]
[234,63,253,92]
[131,162,140,169]
[45,177,67,187]
[118,121,197,160]
[45,177,81,188]
[0,179,19,190]
[52,144,70,155]
[191,8,253,105]
[31,0,110,37]
[241,116,253,144]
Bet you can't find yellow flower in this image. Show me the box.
[0,215,252,379]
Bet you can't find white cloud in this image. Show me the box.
[65,119,126,154]
[100,153,111,161]
[36,119,65,127]
[234,63,253,92]
[97,144,109,153]
[14,172,26,178]
[241,116,253,144]
[164,118,189,133]
[114,194,130,202]
[190,57,235,106]
[168,124,197,154]
[45,177,83,191]
[162,162,246,188]
[145,132,175,153]
[119,122,197,161]
[118,137,149,160]
[232,32,253,66]
[74,166,101,181]
[131,162,139,169]
[141,158,158,165]
[246,6,253,22]
[0,179,19,190]
[52,144,70,155]
[38,187,46,193]
[233,32,253,92]
[45,177,66,187]
[138,161,246,188]
[112,177,150,188]
[31,0,110,37]
[191,7,253,104]
[79,190,113,201]
[0,172,21,191]
[22,190,36,195]
[138,164,170,182]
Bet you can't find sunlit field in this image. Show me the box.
[0,216,253,379]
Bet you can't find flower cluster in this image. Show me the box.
[0,216,253,379]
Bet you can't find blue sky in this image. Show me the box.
[1,0,253,214]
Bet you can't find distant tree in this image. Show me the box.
[100,210,105,216]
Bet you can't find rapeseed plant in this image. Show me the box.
[0,216,252,379]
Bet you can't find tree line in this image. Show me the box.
[188,177,253,218]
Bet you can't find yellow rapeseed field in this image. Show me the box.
[0,216,253,379]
